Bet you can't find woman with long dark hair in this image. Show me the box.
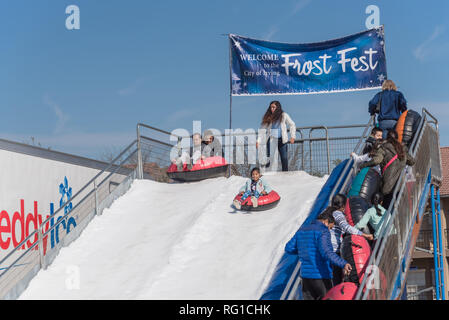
[359,129,415,208]
[256,101,296,171]
[327,193,373,286]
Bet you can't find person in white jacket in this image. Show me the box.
[171,133,202,170]
[256,101,296,171]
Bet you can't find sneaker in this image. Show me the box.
[233,199,241,210]
[261,160,271,168]
[251,196,258,208]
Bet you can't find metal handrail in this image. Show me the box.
[136,122,180,138]
[355,108,438,300]
[137,122,374,141]
[296,124,371,131]
[278,115,374,300]
[139,135,175,148]
[0,139,138,274]
[40,139,138,230]
[422,108,438,127]
[407,286,435,299]
[136,123,183,178]
[309,126,331,174]
[136,120,375,179]
[327,115,375,203]
[355,138,422,299]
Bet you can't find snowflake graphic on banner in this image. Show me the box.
[234,40,242,51]
[59,176,73,215]
[376,27,384,38]
[232,81,242,94]
[232,72,242,94]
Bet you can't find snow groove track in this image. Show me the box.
[19,172,325,300]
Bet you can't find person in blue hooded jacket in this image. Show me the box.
[368,79,407,139]
[285,208,352,300]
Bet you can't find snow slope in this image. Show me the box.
[19,171,326,300]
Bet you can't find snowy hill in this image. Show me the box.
[19,171,326,300]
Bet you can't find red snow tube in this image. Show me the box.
[322,282,358,300]
[395,109,421,147]
[340,235,372,285]
[233,191,281,211]
[167,156,229,182]
[323,271,387,300]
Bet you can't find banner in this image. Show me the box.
[230,26,387,96]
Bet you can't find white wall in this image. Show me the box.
[0,147,124,260]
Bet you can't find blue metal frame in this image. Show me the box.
[431,185,446,300]
[436,188,446,300]
[431,184,441,300]
[391,170,448,300]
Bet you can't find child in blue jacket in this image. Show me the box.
[233,167,272,209]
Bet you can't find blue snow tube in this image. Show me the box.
[348,167,381,204]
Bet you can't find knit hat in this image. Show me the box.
[202,129,214,141]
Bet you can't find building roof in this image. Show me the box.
[440,147,449,196]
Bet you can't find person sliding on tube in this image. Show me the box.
[171,132,203,171]
[285,209,352,300]
[233,167,272,209]
[201,129,224,160]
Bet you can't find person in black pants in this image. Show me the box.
[256,101,296,171]
[302,278,334,301]
[285,208,352,300]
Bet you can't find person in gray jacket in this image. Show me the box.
[201,129,224,159]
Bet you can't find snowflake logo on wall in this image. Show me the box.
[59,176,73,215]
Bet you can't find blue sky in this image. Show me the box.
[1,0,449,159]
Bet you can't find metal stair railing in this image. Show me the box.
[327,115,376,202]
[278,115,375,300]
[0,139,140,300]
[355,108,442,300]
